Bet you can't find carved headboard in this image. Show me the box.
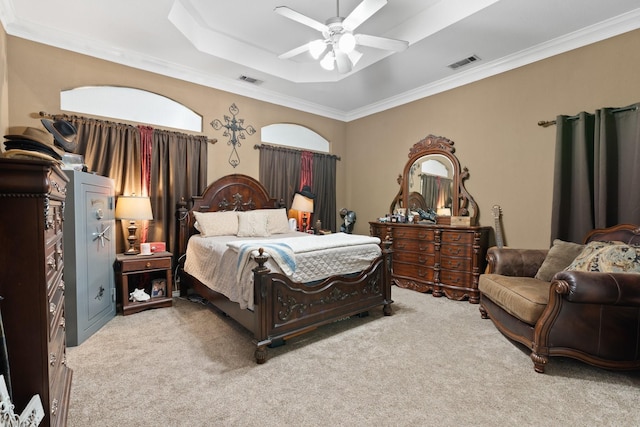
[176,174,282,257]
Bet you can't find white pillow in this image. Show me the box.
[237,210,271,237]
[192,211,239,237]
[253,208,290,234]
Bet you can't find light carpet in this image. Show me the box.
[66,286,640,426]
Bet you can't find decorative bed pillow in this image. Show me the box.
[192,211,238,237]
[534,239,585,282]
[261,208,291,234]
[237,210,271,237]
[565,240,640,273]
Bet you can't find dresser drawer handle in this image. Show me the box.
[60,317,65,330]
[49,352,57,366]
[49,302,56,314]
[59,280,65,292]
[51,399,58,417]
[145,262,152,268]
[47,257,56,270]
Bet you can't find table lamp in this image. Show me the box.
[115,195,153,255]
[291,187,315,233]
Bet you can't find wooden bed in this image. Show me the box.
[176,174,393,363]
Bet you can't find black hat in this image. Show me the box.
[297,185,316,199]
[41,119,77,152]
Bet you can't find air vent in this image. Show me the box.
[447,55,480,70]
[238,75,262,85]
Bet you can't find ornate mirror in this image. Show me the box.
[390,134,478,225]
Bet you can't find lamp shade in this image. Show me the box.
[291,193,314,213]
[115,196,153,220]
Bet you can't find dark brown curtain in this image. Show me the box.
[550,103,640,243]
[148,130,208,260]
[312,153,337,231]
[65,116,141,252]
[258,144,301,209]
[257,144,339,232]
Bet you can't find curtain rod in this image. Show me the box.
[254,143,341,160]
[38,111,217,144]
[537,105,638,127]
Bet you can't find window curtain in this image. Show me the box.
[148,129,208,261]
[139,125,153,244]
[258,145,301,208]
[311,153,337,231]
[550,103,640,243]
[65,116,141,252]
[256,144,338,232]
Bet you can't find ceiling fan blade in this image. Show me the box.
[278,43,313,60]
[355,33,409,52]
[343,0,387,32]
[274,6,329,33]
[335,50,352,74]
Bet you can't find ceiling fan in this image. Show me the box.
[275,0,409,74]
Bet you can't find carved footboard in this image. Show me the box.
[251,246,393,363]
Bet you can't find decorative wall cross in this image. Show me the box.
[210,103,256,168]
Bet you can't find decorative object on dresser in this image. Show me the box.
[63,170,116,346]
[0,158,73,427]
[176,174,393,363]
[114,252,173,315]
[114,195,154,255]
[370,134,490,303]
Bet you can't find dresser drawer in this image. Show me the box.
[439,269,472,288]
[441,231,474,244]
[440,256,472,272]
[120,256,171,273]
[394,262,435,282]
[440,244,472,258]
[48,282,65,341]
[393,251,434,266]
[45,238,64,287]
[392,227,436,241]
[393,239,435,253]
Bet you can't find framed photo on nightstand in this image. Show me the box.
[151,278,167,298]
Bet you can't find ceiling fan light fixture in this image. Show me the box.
[320,51,335,70]
[338,32,356,54]
[347,49,363,66]
[309,39,327,59]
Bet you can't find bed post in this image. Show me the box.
[252,248,271,364]
[176,197,189,296]
[382,239,394,316]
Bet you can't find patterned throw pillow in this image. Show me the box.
[565,240,640,273]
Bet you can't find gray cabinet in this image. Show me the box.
[63,170,116,346]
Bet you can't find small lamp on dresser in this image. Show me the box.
[115,195,153,255]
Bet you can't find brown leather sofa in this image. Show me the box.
[478,224,640,373]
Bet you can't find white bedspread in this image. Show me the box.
[183,232,381,310]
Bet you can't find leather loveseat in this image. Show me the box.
[478,224,640,373]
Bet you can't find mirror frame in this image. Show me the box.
[392,134,478,225]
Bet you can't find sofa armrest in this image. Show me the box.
[485,247,548,277]
[552,271,640,305]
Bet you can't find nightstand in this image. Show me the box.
[114,251,173,315]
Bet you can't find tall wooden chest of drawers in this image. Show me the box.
[370,221,489,303]
[0,158,73,426]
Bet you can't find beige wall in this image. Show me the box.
[5,36,348,217]
[5,29,640,248]
[346,29,640,247]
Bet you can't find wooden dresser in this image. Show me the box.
[370,221,489,303]
[0,158,73,426]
